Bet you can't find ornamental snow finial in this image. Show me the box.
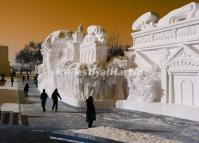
[73,23,84,43]
[78,23,84,33]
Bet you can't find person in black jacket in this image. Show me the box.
[24,83,29,97]
[51,88,62,111]
[11,76,14,87]
[86,96,96,128]
[40,89,48,112]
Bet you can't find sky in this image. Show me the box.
[0,0,197,64]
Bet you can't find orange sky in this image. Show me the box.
[0,0,196,64]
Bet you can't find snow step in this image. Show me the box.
[0,111,29,126]
[21,115,29,126]
[1,111,11,124]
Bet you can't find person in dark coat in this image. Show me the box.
[40,89,48,112]
[86,96,96,128]
[24,83,29,97]
[51,89,62,111]
[11,76,14,87]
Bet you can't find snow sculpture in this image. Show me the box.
[38,30,73,93]
[158,2,199,26]
[132,12,160,30]
[84,25,107,44]
[53,58,129,106]
[80,25,108,64]
[117,2,199,121]
[129,2,199,105]
[38,24,127,107]
[133,2,199,30]
[126,69,160,102]
[73,23,84,43]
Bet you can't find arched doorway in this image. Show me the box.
[181,80,194,106]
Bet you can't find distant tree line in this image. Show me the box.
[16,41,43,71]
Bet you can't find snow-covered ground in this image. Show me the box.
[75,126,181,143]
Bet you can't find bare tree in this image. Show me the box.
[107,33,120,49]
[107,33,130,61]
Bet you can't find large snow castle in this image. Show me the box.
[38,2,199,121]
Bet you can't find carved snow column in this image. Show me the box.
[80,25,108,64]
[161,68,168,103]
[159,49,170,103]
[168,72,174,103]
[64,24,85,62]
[66,42,81,62]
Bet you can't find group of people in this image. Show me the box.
[10,73,30,87]
[4,72,96,128]
[40,88,62,112]
[40,89,96,128]
[21,73,96,128]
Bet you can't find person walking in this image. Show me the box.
[86,96,96,128]
[51,89,62,111]
[22,75,25,83]
[40,89,48,112]
[11,76,14,87]
[24,83,29,97]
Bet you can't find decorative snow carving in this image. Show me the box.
[177,24,199,38]
[54,63,127,104]
[168,58,199,69]
[84,25,107,44]
[174,50,191,59]
[133,3,199,48]
[158,2,199,26]
[38,30,74,94]
[73,24,84,43]
[132,12,160,31]
[106,57,133,70]
[41,30,73,49]
[126,69,160,102]
[80,25,108,64]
